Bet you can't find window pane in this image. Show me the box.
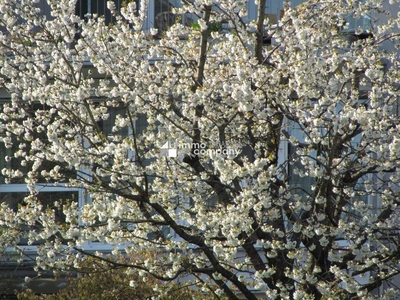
[75,0,139,24]
[0,191,79,245]
[155,0,175,34]
[0,135,30,184]
[154,1,195,35]
[98,106,129,137]
[0,102,71,184]
[288,144,315,199]
[0,191,78,215]
[0,141,13,184]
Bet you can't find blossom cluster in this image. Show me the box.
[1,0,400,298]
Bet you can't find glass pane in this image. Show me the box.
[154,0,176,35]
[0,103,70,183]
[154,0,195,35]
[265,0,307,23]
[0,191,79,245]
[0,142,12,184]
[75,0,139,24]
[288,144,315,199]
[0,191,78,214]
[98,106,129,137]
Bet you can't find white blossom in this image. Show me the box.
[0,0,400,298]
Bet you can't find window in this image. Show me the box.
[97,104,129,138]
[0,187,80,245]
[0,100,85,246]
[264,0,308,24]
[0,102,67,184]
[288,143,315,200]
[0,101,135,246]
[75,0,192,34]
[75,0,138,25]
[261,0,372,38]
[340,0,373,35]
[282,119,315,202]
[282,99,371,222]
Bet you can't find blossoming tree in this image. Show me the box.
[1,0,400,298]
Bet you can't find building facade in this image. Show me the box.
[1,0,399,298]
